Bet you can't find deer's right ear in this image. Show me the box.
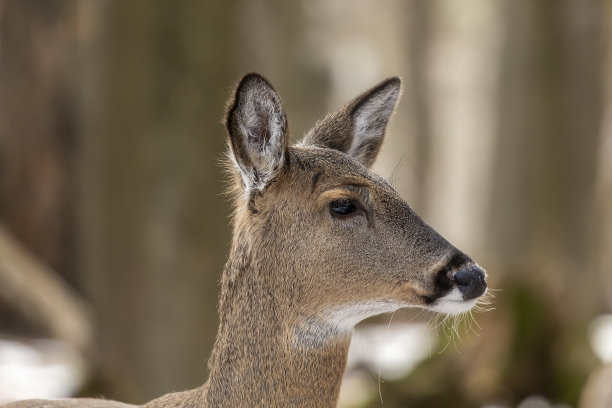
[225,73,288,195]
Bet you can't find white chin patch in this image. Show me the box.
[294,300,408,348]
[428,288,478,315]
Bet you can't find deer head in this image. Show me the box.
[223,73,487,349]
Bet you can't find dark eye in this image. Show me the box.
[330,199,358,217]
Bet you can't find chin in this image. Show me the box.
[427,287,483,315]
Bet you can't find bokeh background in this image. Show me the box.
[0,1,611,407]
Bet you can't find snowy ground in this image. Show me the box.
[0,338,85,404]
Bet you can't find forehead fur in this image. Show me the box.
[224,144,398,213]
[287,146,395,193]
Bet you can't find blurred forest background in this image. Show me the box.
[0,0,611,407]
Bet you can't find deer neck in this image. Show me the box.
[202,235,351,407]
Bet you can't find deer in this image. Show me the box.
[4,73,487,408]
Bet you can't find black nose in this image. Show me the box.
[453,265,487,300]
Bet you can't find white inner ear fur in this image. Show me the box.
[348,86,399,159]
[232,88,286,196]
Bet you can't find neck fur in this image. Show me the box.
[202,246,352,408]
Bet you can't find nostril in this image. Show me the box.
[453,265,487,300]
[435,266,455,292]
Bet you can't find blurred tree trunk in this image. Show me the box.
[420,0,500,253]
[0,0,77,285]
[597,0,612,308]
[487,0,604,403]
[404,0,432,213]
[491,0,603,310]
[78,1,236,401]
[580,4,612,406]
[233,0,327,140]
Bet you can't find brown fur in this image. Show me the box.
[3,73,484,408]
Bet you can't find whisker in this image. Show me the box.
[468,310,481,334]
[451,315,463,353]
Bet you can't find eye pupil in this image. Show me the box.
[330,199,357,216]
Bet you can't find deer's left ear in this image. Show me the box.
[302,77,401,168]
[225,73,288,194]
